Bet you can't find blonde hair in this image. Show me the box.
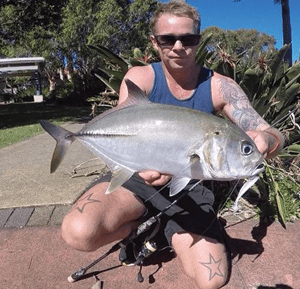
[150,1,201,35]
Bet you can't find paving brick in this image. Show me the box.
[26,206,55,226]
[48,205,71,226]
[4,207,34,228]
[0,208,14,228]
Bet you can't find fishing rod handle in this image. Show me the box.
[67,268,86,283]
[67,241,122,283]
[135,216,157,236]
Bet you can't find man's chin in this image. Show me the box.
[169,60,186,69]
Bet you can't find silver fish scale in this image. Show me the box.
[76,103,240,177]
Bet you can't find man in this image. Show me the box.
[61,2,284,288]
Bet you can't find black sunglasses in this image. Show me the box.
[154,34,200,47]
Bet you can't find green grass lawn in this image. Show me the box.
[0,102,92,148]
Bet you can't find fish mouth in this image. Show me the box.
[252,162,264,176]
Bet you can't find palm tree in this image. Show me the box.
[235,0,292,66]
[276,0,292,65]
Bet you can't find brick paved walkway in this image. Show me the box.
[0,205,70,228]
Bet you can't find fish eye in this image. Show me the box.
[241,141,253,155]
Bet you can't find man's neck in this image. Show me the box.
[162,62,201,90]
[161,62,201,99]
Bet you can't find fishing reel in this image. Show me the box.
[120,239,157,265]
[136,240,158,282]
[119,219,160,282]
[120,239,158,282]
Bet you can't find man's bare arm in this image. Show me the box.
[217,76,267,130]
[215,75,284,158]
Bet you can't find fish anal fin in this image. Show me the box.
[169,176,191,197]
[105,167,134,194]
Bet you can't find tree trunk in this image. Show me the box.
[48,76,56,93]
[281,0,292,66]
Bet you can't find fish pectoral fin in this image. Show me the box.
[105,167,134,194]
[189,153,200,164]
[188,144,201,163]
[167,155,199,196]
[169,176,191,197]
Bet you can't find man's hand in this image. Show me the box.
[138,171,172,186]
[246,131,269,157]
[246,128,284,159]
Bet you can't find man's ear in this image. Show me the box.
[150,35,159,51]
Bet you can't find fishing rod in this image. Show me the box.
[67,241,121,283]
[67,181,199,283]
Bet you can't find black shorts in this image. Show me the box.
[86,173,224,245]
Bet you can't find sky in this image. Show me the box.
[164,0,300,62]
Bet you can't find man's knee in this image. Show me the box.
[61,212,107,252]
[185,258,229,289]
[172,232,230,289]
[194,273,228,289]
[61,193,146,252]
[180,257,228,289]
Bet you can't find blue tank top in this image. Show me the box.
[149,62,214,113]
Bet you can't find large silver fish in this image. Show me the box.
[41,79,264,209]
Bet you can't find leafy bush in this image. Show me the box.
[48,81,73,100]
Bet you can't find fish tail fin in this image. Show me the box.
[40,120,76,173]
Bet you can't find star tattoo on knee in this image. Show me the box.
[199,253,224,281]
[75,193,101,213]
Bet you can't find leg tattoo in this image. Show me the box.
[74,193,101,213]
[199,253,224,281]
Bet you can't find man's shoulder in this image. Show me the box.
[128,64,154,75]
[211,71,230,81]
[210,71,238,112]
[125,65,154,93]
[211,71,240,88]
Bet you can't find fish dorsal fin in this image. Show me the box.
[105,166,134,194]
[123,79,151,106]
[169,176,191,197]
[86,79,150,125]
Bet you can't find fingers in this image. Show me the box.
[138,171,172,186]
[246,130,269,157]
[138,171,160,181]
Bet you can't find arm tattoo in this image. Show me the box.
[74,193,101,213]
[199,253,224,281]
[218,78,266,131]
